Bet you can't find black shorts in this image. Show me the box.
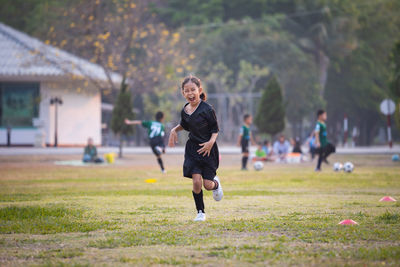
[316,142,336,155]
[241,138,249,153]
[149,136,165,156]
[183,139,219,181]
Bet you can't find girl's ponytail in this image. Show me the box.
[200,92,207,101]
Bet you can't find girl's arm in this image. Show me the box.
[198,133,218,157]
[168,124,183,147]
[124,119,142,125]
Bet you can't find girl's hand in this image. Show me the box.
[124,119,131,125]
[197,140,215,157]
[168,129,178,147]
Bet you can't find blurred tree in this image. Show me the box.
[255,76,285,136]
[390,41,400,130]
[0,0,65,36]
[325,0,400,145]
[42,0,181,93]
[111,79,135,158]
[188,17,323,139]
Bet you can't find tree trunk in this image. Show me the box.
[119,135,123,158]
[318,51,330,97]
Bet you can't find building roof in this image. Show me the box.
[0,22,121,84]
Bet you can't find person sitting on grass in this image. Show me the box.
[254,143,267,161]
[292,137,302,154]
[273,134,290,162]
[262,140,270,156]
[82,137,104,163]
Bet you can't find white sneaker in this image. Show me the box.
[212,176,223,201]
[161,169,167,174]
[194,211,206,222]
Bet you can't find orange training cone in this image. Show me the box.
[338,219,358,225]
[379,196,397,202]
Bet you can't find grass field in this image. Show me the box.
[0,153,399,266]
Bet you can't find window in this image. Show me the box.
[0,82,40,127]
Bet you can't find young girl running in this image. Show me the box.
[168,75,223,222]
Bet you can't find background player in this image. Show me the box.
[125,111,167,173]
[314,109,335,171]
[237,114,256,170]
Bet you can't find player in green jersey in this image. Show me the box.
[237,114,256,170]
[125,111,167,173]
[314,109,335,171]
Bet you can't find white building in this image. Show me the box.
[0,23,121,146]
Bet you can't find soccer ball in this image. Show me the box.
[333,162,343,172]
[343,162,354,173]
[253,161,264,171]
[392,154,399,162]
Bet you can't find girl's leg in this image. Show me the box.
[192,174,204,213]
[203,179,218,191]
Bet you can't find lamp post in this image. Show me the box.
[50,97,63,147]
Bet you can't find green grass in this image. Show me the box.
[0,154,399,266]
[0,205,114,234]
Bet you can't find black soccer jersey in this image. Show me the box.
[180,101,219,144]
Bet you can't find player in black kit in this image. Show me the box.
[168,75,223,222]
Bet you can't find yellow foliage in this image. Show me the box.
[162,30,169,36]
[49,26,54,33]
[60,40,67,47]
[140,31,148,38]
[130,3,136,8]
[149,67,155,73]
[189,38,195,44]
[89,15,94,21]
[176,67,183,73]
[189,54,196,59]
[173,32,180,40]
[70,22,75,28]
[45,40,50,45]
[98,32,110,40]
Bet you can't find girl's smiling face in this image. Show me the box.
[182,81,202,106]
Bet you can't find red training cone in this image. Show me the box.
[338,219,358,225]
[379,196,397,202]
